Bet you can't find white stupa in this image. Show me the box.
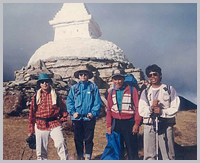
[27,3,128,66]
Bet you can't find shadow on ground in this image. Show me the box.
[92,135,197,160]
[175,143,197,160]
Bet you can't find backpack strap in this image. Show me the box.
[56,94,60,106]
[144,85,151,106]
[167,85,171,95]
[163,85,171,103]
[163,85,171,95]
[74,83,80,100]
[129,85,135,110]
[110,88,120,113]
[110,88,114,99]
[89,82,95,95]
[34,94,37,112]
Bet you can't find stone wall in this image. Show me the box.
[3,58,145,116]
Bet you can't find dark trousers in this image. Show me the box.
[72,119,96,158]
[113,118,139,160]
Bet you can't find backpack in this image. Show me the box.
[124,74,139,90]
[110,74,138,109]
[74,82,95,100]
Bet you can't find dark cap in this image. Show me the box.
[111,69,125,78]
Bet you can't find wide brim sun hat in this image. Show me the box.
[74,66,93,79]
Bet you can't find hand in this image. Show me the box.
[28,133,34,137]
[60,117,67,122]
[73,112,79,119]
[152,99,160,108]
[153,106,162,115]
[132,124,139,134]
[107,127,112,135]
[87,113,93,119]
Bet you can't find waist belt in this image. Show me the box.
[143,117,176,125]
[36,117,58,121]
[36,117,58,127]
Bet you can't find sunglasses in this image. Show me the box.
[112,76,124,80]
[148,72,158,78]
[79,72,89,76]
[40,80,51,84]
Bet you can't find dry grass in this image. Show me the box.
[3,115,108,160]
[174,110,197,146]
[3,110,197,160]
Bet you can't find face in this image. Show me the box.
[78,71,89,82]
[147,71,161,85]
[112,76,124,89]
[40,80,51,91]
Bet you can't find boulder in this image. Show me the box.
[3,91,24,116]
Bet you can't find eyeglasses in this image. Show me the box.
[148,72,158,78]
[79,72,89,76]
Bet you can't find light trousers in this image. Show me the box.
[35,125,68,160]
[143,124,175,160]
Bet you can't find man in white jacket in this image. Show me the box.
[139,64,180,160]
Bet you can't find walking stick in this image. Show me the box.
[21,142,28,160]
[21,134,36,160]
[155,116,159,160]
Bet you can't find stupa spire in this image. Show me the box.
[49,3,102,40]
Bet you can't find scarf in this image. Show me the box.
[36,87,57,105]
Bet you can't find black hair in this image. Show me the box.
[145,64,162,78]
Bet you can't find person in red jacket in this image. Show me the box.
[106,69,142,160]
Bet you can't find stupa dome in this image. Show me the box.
[27,3,128,66]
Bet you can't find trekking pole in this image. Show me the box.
[21,142,28,160]
[28,149,34,160]
[155,116,159,160]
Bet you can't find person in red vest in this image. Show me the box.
[106,69,142,160]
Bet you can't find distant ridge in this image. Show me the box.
[179,96,197,111]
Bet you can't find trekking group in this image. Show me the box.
[27,64,180,160]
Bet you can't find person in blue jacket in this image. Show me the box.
[67,66,101,160]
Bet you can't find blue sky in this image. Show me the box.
[3,3,197,103]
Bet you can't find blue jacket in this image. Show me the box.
[66,81,101,121]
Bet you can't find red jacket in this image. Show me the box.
[106,85,142,128]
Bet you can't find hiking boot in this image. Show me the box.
[85,154,91,160]
[77,156,85,160]
[85,157,90,160]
